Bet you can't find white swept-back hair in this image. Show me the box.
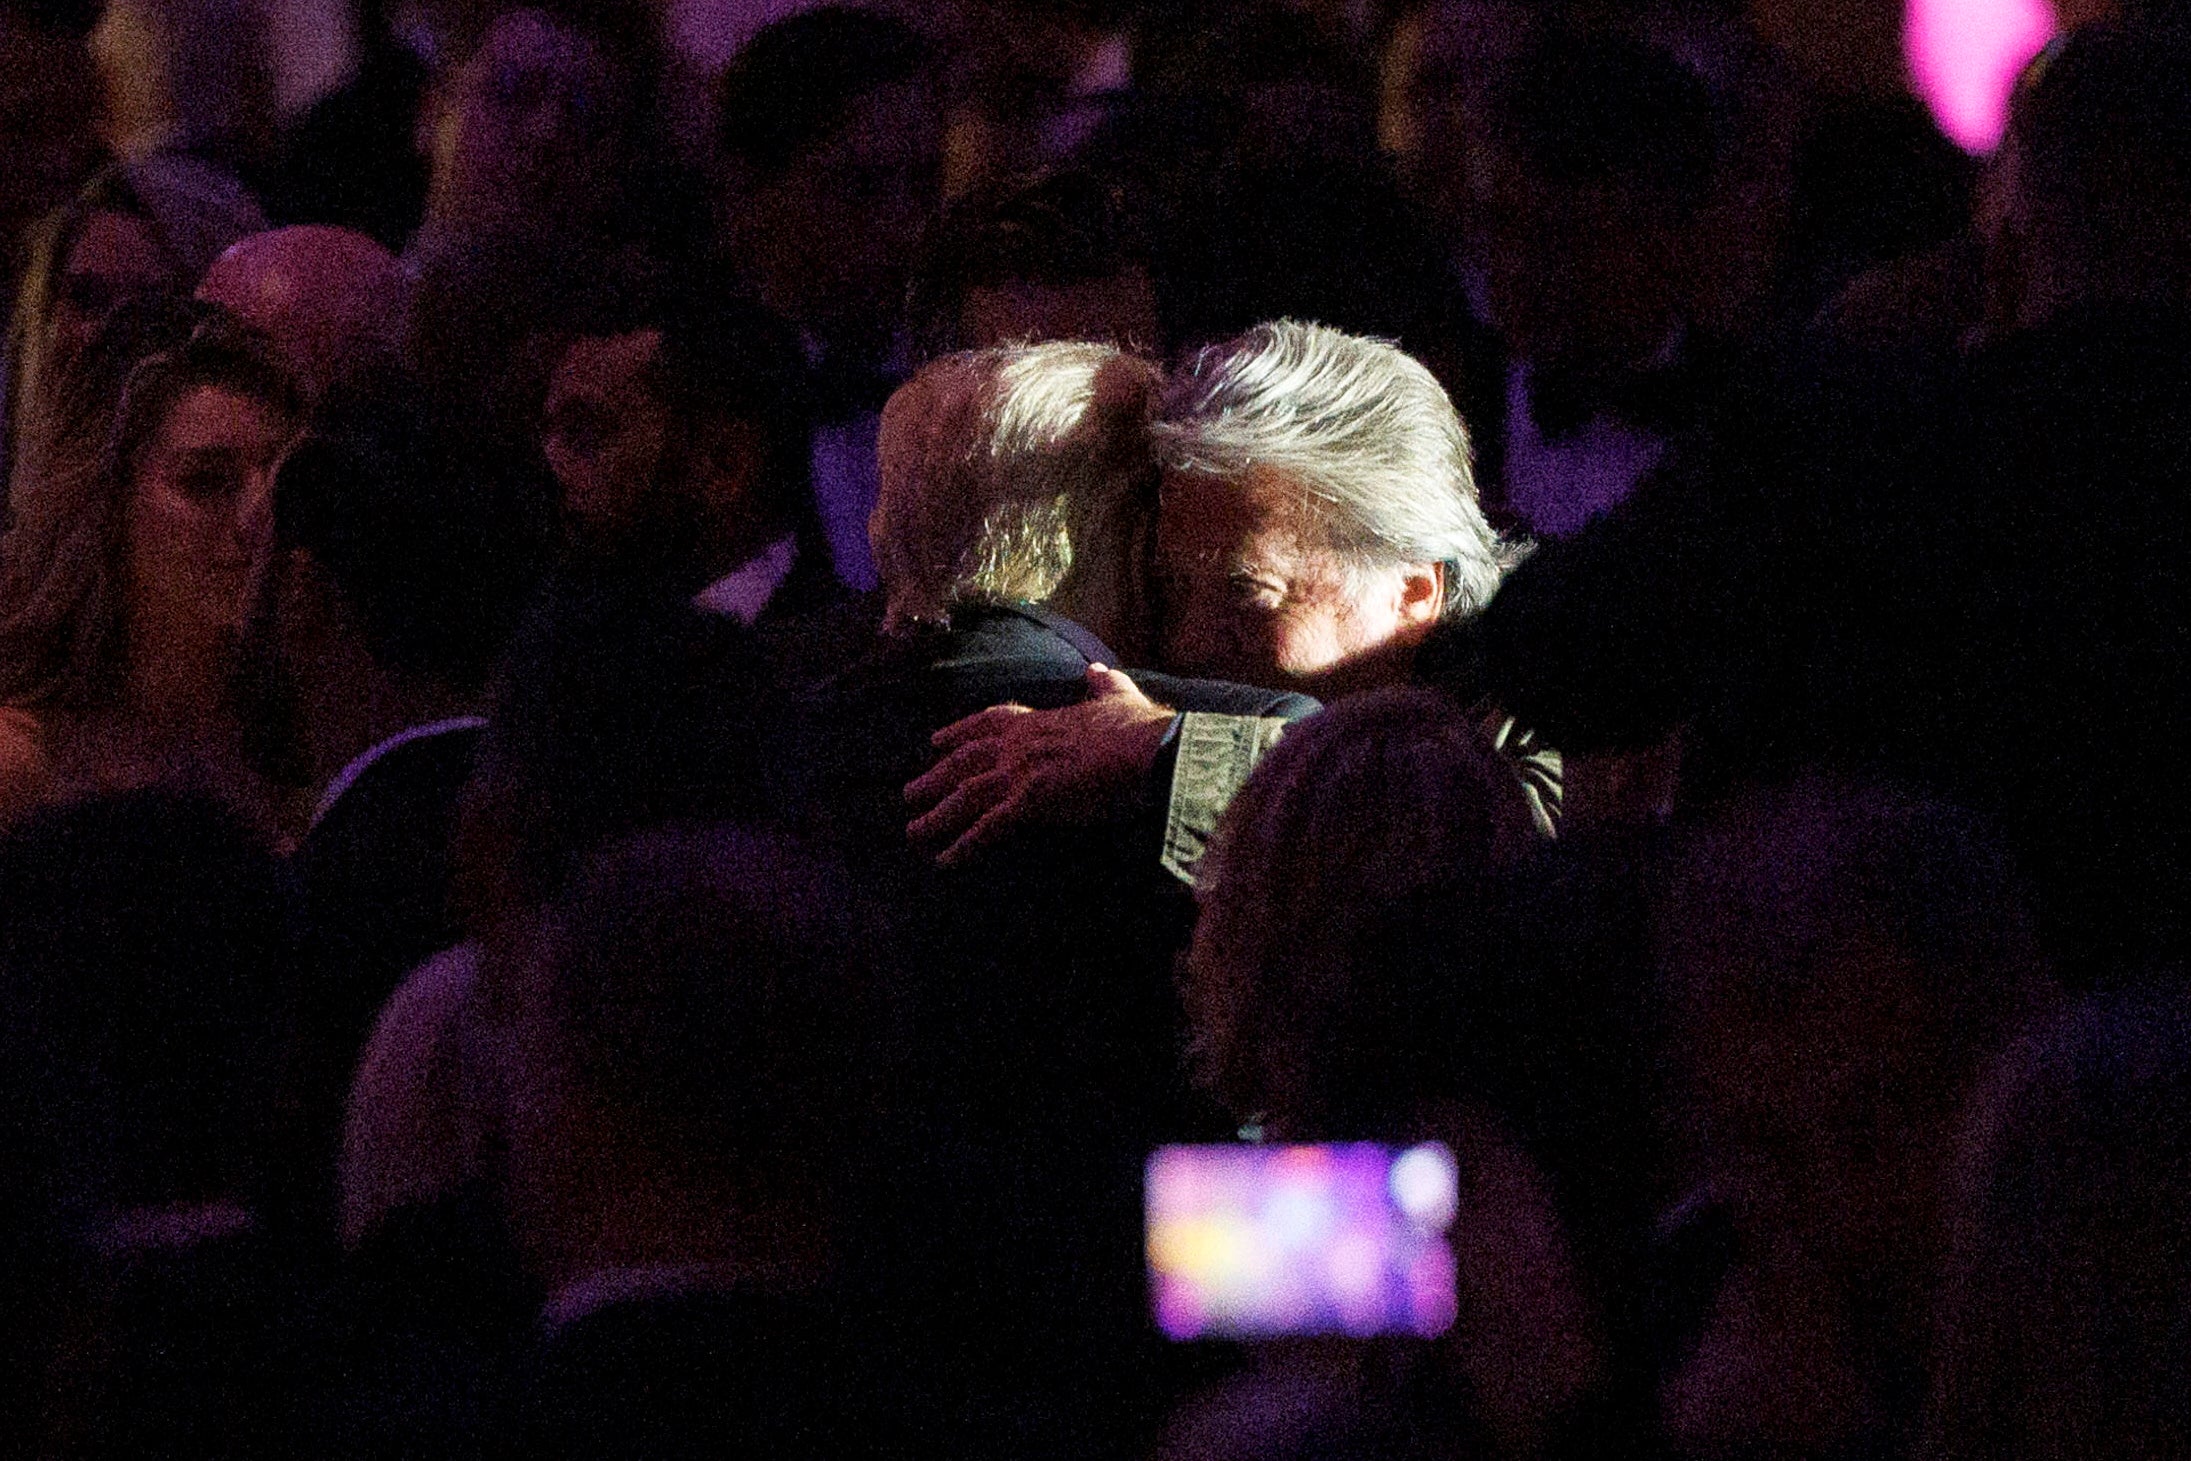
[1151,320,1518,617]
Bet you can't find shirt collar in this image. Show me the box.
[541,1264,738,1333]
[310,717,489,831]
[692,535,799,625]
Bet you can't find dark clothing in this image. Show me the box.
[261,34,429,247]
[786,602,1313,1460]
[500,1291,878,1461]
[1459,304,2191,979]
[328,1189,538,1461]
[296,722,482,1046]
[62,1219,338,1461]
[291,723,482,1216]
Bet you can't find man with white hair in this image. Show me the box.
[814,336,1319,856]
[1149,318,1514,696]
[907,320,1556,870]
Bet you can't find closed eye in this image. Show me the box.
[1228,571,1285,607]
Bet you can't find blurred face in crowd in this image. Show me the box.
[730,79,944,351]
[1156,466,1442,697]
[958,269,1162,353]
[88,0,173,157]
[541,328,671,540]
[1479,155,1692,371]
[426,9,621,239]
[1385,0,1537,249]
[51,211,171,371]
[0,16,103,277]
[125,384,292,656]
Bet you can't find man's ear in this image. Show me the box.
[1397,561,1446,630]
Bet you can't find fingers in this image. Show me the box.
[935,785,1035,868]
[904,737,999,810]
[907,767,1010,850]
[1085,662,1132,697]
[932,702,1033,750]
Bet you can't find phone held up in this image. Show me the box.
[1146,1142,1460,1342]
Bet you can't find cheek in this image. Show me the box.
[613,419,668,489]
[1269,595,1391,678]
[1159,577,1253,670]
[129,487,237,597]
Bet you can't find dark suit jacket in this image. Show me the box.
[1463,303,2191,980]
[784,601,1314,1461]
[498,1291,875,1461]
[291,723,482,1205]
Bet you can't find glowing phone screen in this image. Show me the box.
[1146,1142,1459,1340]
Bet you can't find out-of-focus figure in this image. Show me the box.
[908,168,1161,359]
[1924,982,2191,1461]
[405,4,663,455]
[0,4,106,301]
[713,7,944,589]
[1657,776,2055,1460]
[3,157,263,516]
[260,0,431,246]
[87,0,277,183]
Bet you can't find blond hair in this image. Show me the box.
[871,341,1162,642]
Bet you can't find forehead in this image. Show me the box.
[551,329,664,399]
[1158,466,1314,557]
[149,384,288,450]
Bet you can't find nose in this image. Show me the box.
[236,468,276,561]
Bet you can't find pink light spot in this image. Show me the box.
[1906,0,2061,153]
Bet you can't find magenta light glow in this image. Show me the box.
[1906,0,2060,152]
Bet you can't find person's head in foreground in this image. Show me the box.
[237,367,541,794]
[1655,774,2056,1457]
[1175,688,1642,1458]
[1982,20,2191,335]
[501,823,882,1286]
[1923,982,2191,1461]
[871,338,1165,656]
[1150,319,1515,698]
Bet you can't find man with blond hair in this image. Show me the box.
[791,337,1315,1457]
